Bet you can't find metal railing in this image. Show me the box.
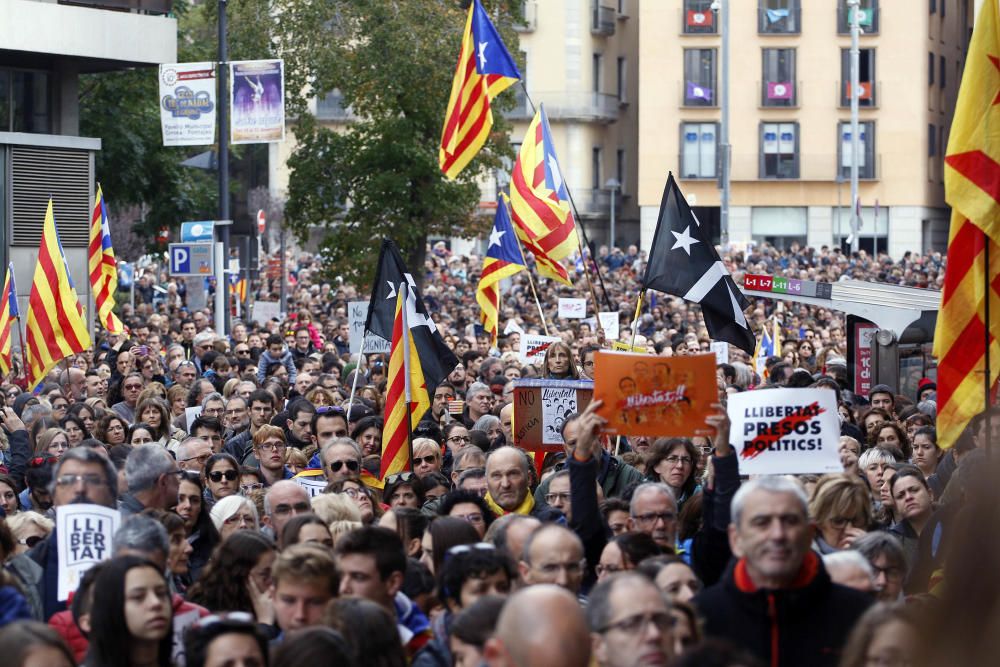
[837,6,880,34]
[504,91,619,123]
[838,80,879,108]
[759,80,800,107]
[757,7,801,34]
[578,188,611,216]
[592,4,616,35]
[57,0,173,14]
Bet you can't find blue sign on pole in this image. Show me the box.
[180,221,215,243]
[169,243,214,276]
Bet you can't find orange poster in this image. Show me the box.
[592,351,717,437]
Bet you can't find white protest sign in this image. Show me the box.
[57,504,122,601]
[252,300,282,324]
[348,301,392,355]
[598,312,620,339]
[541,386,578,445]
[292,473,329,498]
[519,334,560,363]
[185,406,203,433]
[558,298,587,319]
[710,341,730,365]
[727,388,842,475]
[172,608,202,666]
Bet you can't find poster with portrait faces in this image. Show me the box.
[592,351,717,438]
[512,379,593,451]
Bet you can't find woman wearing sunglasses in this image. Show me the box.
[203,453,240,505]
[412,438,443,479]
[5,511,52,557]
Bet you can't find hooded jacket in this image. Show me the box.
[695,551,872,667]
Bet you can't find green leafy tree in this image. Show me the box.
[278,0,523,286]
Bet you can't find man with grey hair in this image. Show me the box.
[823,550,876,593]
[627,483,678,550]
[192,330,216,374]
[851,531,906,602]
[587,572,674,667]
[7,446,118,620]
[176,436,212,472]
[465,381,493,426]
[119,445,181,517]
[114,514,170,567]
[695,476,872,667]
[59,366,87,403]
[320,437,363,483]
[263,480,311,543]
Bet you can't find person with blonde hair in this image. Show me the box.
[5,511,53,558]
[32,428,70,459]
[412,437,443,479]
[311,492,362,525]
[809,473,872,553]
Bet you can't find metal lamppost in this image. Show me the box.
[711,0,730,246]
[605,177,620,249]
[847,0,861,254]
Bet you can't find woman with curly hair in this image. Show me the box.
[93,413,127,447]
[186,531,277,623]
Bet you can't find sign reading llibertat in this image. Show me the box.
[159,62,217,146]
[230,59,286,144]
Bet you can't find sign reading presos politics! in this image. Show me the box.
[159,63,217,146]
[519,333,560,363]
[592,351,717,438]
[727,388,842,475]
[230,59,286,144]
[57,503,122,601]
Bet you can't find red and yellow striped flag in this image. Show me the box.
[935,0,1000,448]
[87,185,124,335]
[380,288,431,478]
[439,0,520,179]
[476,195,525,346]
[26,200,92,391]
[0,263,16,376]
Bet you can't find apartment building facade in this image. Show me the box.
[637,0,969,259]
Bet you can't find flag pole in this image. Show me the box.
[614,290,645,457]
[14,316,28,390]
[399,285,415,470]
[517,81,614,313]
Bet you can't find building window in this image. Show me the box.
[758,0,800,34]
[0,71,8,132]
[617,57,627,103]
[681,122,718,179]
[8,70,52,134]
[929,53,935,86]
[841,48,876,106]
[683,0,716,34]
[839,121,876,179]
[592,147,602,190]
[616,148,626,193]
[683,49,717,107]
[941,0,946,17]
[940,55,946,88]
[838,0,879,34]
[762,49,796,107]
[592,53,602,93]
[928,124,937,157]
[760,122,798,179]
[930,0,936,14]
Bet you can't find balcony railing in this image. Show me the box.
[759,80,800,108]
[514,1,537,32]
[57,0,173,14]
[837,5,880,34]
[577,188,611,217]
[504,91,619,123]
[680,5,717,34]
[839,80,880,108]
[592,4,616,35]
[758,7,801,34]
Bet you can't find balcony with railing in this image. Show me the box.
[56,0,172,13]
[838,80,880,108]
[759,80,800,108]
[577,188,611,217]
[514,1,537,32]
[837,5,880,34]
[592,4,616,36]
[504,90,619,123]
[758,7,801,34]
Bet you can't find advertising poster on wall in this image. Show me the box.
[230,59,286,144]
[159,62,216,146]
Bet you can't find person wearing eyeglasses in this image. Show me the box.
[111,372,145,424]
[518,524,587,597]
[642,439,702,511]
[223,389,276,464]
[119,443,182,517]
[211,495,260,542]
[8,446,118,620]
[586,571,675,667]
[251,426,295,488]
[412,438,443,479]
[320,438,363,484]
[5,511,52,558]
[262,481,311,540]
[204,453,241,503]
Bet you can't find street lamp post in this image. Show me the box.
[711,0,730,247]
[605,178,620,249]
[848,0,861,255]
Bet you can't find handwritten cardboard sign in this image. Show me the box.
[519,333,560,363]
[558,298,587,319]
[57,504,122,601]
[592,352,717,438]
[512,379,593,451]
[726,388,841,475]
[348,301,392,355]
[710,341,729,365]
[598,312,620,339]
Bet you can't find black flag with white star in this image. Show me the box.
[365,239,459,393]
[642,173,756,355]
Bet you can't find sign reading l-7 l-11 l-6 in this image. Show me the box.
[169,243,214,276]
[743,274,833,300]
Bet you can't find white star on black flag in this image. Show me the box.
[642,173,756,355]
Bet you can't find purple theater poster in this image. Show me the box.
[230,59,285,144]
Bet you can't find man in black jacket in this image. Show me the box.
[695,476,872,667]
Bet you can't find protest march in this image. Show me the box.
[2,1,1000,667]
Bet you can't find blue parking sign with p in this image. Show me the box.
[169,243,214,276]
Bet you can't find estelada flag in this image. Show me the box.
[592,351,717,438]
[365,240,458,416]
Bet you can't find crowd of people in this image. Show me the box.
[0,239,993,667]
